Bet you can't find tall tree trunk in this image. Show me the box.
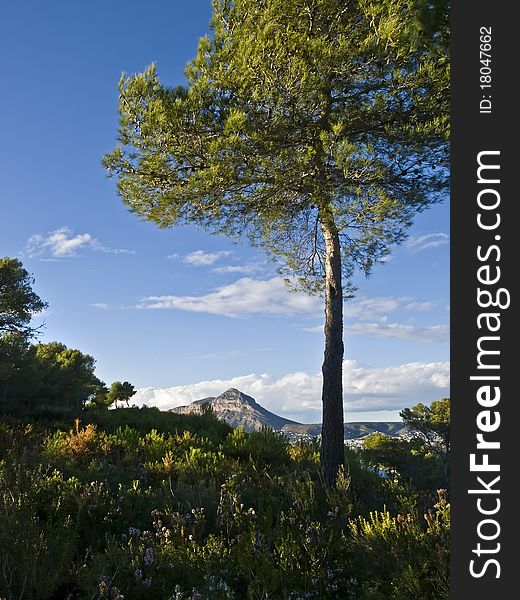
[320,214,345,486]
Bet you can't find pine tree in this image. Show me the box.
[104,0,449,484]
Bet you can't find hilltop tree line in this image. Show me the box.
[0,257,134,416]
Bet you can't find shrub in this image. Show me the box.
[0,463,80,600]
[224,426,290,466]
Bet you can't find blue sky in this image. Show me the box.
[0,1,449,422]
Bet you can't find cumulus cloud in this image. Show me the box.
[26,228,92,257]
[137,277,321,317]
[131,360,450,422]
[26,227,134,258]
[346,322,449,343]
[405,233,449,253]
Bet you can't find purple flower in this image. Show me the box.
[144,547,154,566]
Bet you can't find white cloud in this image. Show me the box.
[345,296,408,320]
[343,361,450,412]
[26,227,134,258]
[404,301,437,312]
[90,302,131,311]
[167,251,263,271]
[139,283,443,325]
[213,264,263,275]
[406,233,449,253]
[304,296,442,334]
[27,228,93,257]
[131,360,450,422]
[183,250,232,266]
[303,321,449,342]
[138,277,321,317]
[90,303,110,310]
[346,322,449,343]
[93,242,135,255]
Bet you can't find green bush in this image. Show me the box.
[0,463,80,599]
[224,426,290,466]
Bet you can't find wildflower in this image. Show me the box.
[110,586,125,600]
[305,525,318,544]
[99,579,109,598]
[144,547,154,566]
[216,579,228,591]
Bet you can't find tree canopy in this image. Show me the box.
[34,342,104,412]
[106,380,136,408]
[0,338,105,415]
[0,257,48,337]
[400,397,450,479]
[105,0,449,287]
[105,0,449,483]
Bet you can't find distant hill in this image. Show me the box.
[281,421,407,440]
[169,388,407,439]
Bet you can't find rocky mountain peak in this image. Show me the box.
[215,388,257,406]
[170,387,296,432]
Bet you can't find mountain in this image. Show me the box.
[169,388,407,439]
[169,388,300,432]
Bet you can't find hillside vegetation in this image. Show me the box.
[0,407,449,600]
[1,258,450,599]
